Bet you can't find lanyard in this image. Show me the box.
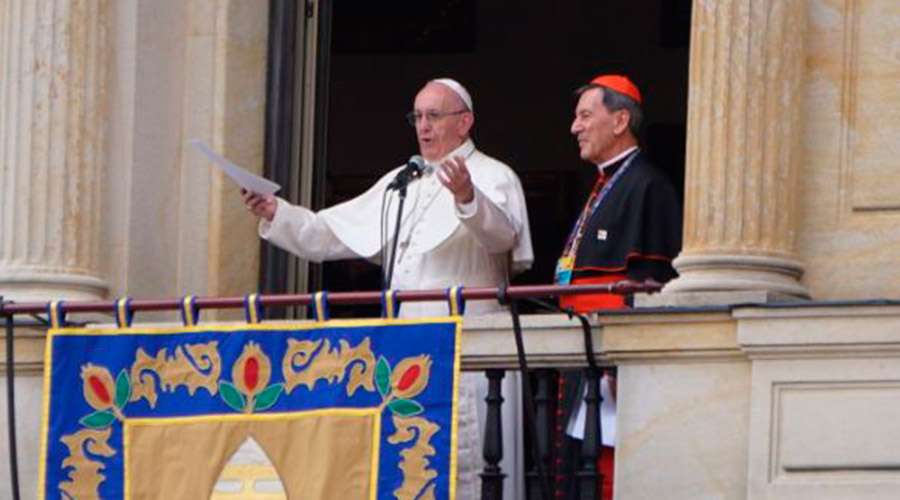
[561,149,639,259]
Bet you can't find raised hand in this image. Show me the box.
[437,155,475,204]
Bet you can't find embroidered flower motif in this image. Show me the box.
[390,355,431,400]
[78,364,130,429]
[81,364,115,411]
[220,342,283,413]
[376,355,431,417]
[233,342,271,398]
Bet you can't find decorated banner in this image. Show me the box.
[38,317,461,499]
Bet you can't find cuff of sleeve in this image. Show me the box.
[455,189,479,219]
[258,197,286,238]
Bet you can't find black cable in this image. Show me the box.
[524,297,606,496]
[523,297,597,368]
[496,283,509,306]
[2,298,21,500]
[505,295,552,500]
[27,312,88,329]
[28,313,50,327]
[379,187,392,289]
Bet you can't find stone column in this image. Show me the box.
[663,0,810,299]
[0,0,109,301]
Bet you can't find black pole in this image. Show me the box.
[383,186,407,288]
[574,311,604,498]
[260,0,299,318]
[527,369,554,500]
[480,369,506,500]
[577,367,602,499]
[507,298,552,500]
[307,0,334,296]
[3,298,21,500]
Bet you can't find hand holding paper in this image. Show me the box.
[189,139,281,195]
[241,189,277,222]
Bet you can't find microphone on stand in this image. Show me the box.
[382,155,426,288]
[387,155,427,191]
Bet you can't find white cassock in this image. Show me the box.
[259,139,533,500]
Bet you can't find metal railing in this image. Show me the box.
[1,281,660,500]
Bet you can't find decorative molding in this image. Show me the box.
[836,0,859,219]
[771,381,900,481]
[840,0,900,213]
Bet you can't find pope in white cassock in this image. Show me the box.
[243,78,533,500]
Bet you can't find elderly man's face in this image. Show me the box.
[412,83,472,162]
[570,87,629,164]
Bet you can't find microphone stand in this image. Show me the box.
[383,183,408,289]
[383,157,425,288]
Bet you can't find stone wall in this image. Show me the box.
[797,0,900,300]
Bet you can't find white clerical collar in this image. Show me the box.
[597,146,638,173]
[423,139,476,174]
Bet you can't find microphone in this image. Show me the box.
[387,155,426,191]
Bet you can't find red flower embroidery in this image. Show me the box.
[233,342,271,399]
[390,355,431,399]
[245,357,260,391]
[80,364,116,411]
[397,365,420,392]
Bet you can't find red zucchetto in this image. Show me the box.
[590,74,642,104]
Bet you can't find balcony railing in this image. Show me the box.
[2,283,660,500]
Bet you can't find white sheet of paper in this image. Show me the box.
[565,374,616,446]
[189,139,281,195]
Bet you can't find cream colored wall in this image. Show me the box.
[0,327,45,500]
[104,0,268,320]
[798,0,900,300]
[0,376,44,500]
[466,305,900,500]
[617,360,751,499]
[739,306,900,500]
[0,2,269,498]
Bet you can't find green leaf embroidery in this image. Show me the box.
[79,410,116,429]
[388,399,424,417]
[219,381,246,412]
[253,383,284,412]
[114,369,131,409]
[375,356,391,398]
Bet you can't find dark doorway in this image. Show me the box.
[270,0,690,317]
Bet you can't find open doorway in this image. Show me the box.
[268,0,691,317]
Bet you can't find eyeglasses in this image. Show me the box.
[405,109,468,127]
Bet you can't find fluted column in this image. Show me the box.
[0,0,109,301]
[665,0,809,298]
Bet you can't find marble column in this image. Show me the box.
[0,0,109,301]
[664,0,810,298]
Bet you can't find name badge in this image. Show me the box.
[555,256,575,286]
[597,229,608,241]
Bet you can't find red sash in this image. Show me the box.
[559,274,628,313]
